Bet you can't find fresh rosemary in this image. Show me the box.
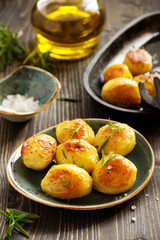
[0,24,25,71]
[23,48,54,71]
[107,118,120,132]
[61,124,82,137]
[0,208,39,239]
[101,150,116,168]
[56,97,82,102]
[62,181,70,187]
[100,120,121,152]
[62,149,67,159]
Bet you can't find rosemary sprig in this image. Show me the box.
[101,150,116,168]
[0,208,39,239]
[100,120,121,153]
[107,118,120,132]
[101,135,111,150]
[23,48,54,71]
[0,24,25,71]
[61,124,82,137]
[57,97,82,102]
[62,181,70,187]
[62,149,67,159]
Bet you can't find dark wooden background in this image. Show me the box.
[0,0,160,239]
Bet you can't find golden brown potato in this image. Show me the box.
[104,64,133,83]
[21,134,57,171]
[92,154,137,194]
[94,122,136,156]
[56,118,95,144]
[101,78,141,108]
[41,163,93,199]
[134,73,160,98]
[123,48,152,75]
[55,139,99,173]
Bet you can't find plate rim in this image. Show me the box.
[6,118,155,210]
[83,11,160,115]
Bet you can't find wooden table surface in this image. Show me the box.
[1,0,160,239]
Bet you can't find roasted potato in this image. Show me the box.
[134,73,160,98]
[101,78,141,108]
[21,134,57,171]
[94,122,136,156]
[41,163,93,199]
[55,139,99,173]
[92,154,137,194]
[104,64,133,83]
[56,118,95,144]
[124,48,152,75]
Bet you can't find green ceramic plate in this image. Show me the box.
[7,119,155,210]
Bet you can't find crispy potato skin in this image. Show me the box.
[101,78,141,108]
[104,64,133,82]
[21,134,57,171]
[134,73,160,98]
[92,154,137,194]
[55,139,99,173]
[41,164,93,199]
[124,49,152,75]
[56,118,95,144]
[94,123,136,156]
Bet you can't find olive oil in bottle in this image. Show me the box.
[31,0,105,60]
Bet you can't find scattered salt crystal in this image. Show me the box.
[145,194,149,197]
[131,205,136,210]
[131,217,136,222]
[0,94,39,113]
[155,197,159,201]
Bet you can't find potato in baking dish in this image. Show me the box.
[123,48,152,75]
[55,139,99,173]
[94,122,136,156]
[21,134,57,171]
[101,78,141,108]
[56,118,95,144]
[41,164,93,199]
[92,154,137,194]
[134,73,160,98]
[104,64,133,83]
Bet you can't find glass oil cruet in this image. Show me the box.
[31,0,106,60]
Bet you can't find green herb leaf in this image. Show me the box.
[62,149,67,159]
[101,154,116,168]
[62,181,70,187]
[61,124,82,137]
[107,118,120,132]
[0,25,25,71]
[101,136,111,150]
[0,208,39,239]
[57,97,82,102]
[101,148,105,167]
[23,48,55,71]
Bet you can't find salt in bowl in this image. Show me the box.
[0,65,61,122]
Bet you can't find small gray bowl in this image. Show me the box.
[0,65,61,122]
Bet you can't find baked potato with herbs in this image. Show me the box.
[21,134,57,171]
[56,118,95,144]
[55,139,99,173]
[104,64,133,83]
[92,154,137,194]
[101,78,141,108]
[94,122,136,156]
[41,163,93,199]
[123,48,152,75]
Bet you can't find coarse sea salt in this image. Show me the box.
[0,94,39,113]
